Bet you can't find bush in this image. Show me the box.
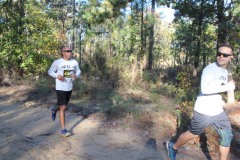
[235,90,240,101]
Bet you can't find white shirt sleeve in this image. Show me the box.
[48,60,58,79]
[74,61,81,78]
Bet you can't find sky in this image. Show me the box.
[124,4,175,23]
[157,6,175,23]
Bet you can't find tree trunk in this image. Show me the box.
[18,0,25,77]
[148,0,155,70]
[216,0,227,44]
[140,0,145,61]
[193,1,204,78]
[72,0,76,49]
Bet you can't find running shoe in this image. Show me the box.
[50,107,56,121]
[61,129,71,137]
[166,141,177,160]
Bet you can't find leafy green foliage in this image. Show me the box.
[235,90,240,101]
[0,0,60,76]
[0,0,239,109]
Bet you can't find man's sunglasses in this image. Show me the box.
[217,52,232,58]
[63,50,72,52]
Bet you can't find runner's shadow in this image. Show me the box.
[68,116,85,135]
[145,138,157,150]
[199,132,212,160]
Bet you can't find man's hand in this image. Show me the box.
[57,75,65,81]
[226,81,235,91]
[71,74,78,80]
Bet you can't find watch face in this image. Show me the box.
[63,70,74,78]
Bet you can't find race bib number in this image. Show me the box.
[63,70,74,78]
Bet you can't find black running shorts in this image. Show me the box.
[56,90,72,106]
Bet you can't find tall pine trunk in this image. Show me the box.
[148,0,155,70]
[216,0,227,44]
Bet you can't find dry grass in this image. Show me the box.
[4,75,239,158]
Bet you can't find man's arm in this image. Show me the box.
[48,61,58,79]
[201,68,235,94]
[71,61,81,80]
[75,62,81,78]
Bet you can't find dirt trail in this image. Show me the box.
[0,86,238,160]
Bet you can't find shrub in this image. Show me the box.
[235,90,240,101]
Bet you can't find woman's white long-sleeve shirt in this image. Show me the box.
[48,58,81,91]
[194,62,229,116]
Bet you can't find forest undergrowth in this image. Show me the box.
[2,67,239,158]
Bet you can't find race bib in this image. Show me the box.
[63,70,74,78]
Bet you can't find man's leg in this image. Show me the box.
[219,145,230,160]
[167,111,206,160]
[59,90,71,129]
[173,130,198,150]
[214,112,233,160]
[167,130,199,160]
[174,111,211,150]
[216,129,233,160]
[50,105,60,121]
[59,104,71,137]
[55,91,71,137]
[59,105,66,129]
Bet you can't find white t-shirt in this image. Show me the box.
[48,58,81,91]
[194,62,229,116]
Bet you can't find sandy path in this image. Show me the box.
[0,99,165,160]
[0,87,238,160]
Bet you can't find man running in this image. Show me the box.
[166,44,235,160]
[48,46,81,137]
